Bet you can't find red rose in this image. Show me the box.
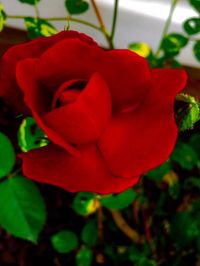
[0,31,187,194]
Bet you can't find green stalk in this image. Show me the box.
[34,0,40,18]
[47,16,102,32]
[91,0,114,49]
[110,0,119,43]
[155,0,179,56]
[7,15,102,32]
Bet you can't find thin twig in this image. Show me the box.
[8,167,22,179]
[7,15,102,32]
[110,210,143,244]
[155,0,179,57]
[34,0,40,18]
[91,0,106,31]
[110,0,119,43]
[97,205,104,243]
[90,0,113,49]
[142,209,158,260]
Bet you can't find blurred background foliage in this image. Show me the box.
[0,0,200,265]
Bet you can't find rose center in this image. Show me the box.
[51,80,86,110]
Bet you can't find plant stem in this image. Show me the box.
[91,0,114,49]
[8,167,22,179]
[7,15,102,32]
[51,16,102,31]
[7,15,26,19]
[110,0,119,42]
[155,0,179,56]
[91,0,106,31]
[97,205,104,243]
[142,208,158,260]
[110,210,144,244]
[34,0,40,18]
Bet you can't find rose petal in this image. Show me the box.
[20,143,139,194]
[16,58,79,156]
[0,31,97,114]
[51,79,84,109]
[43,73,112,144]
[97,50,151,111]
[98,69,187,178]
[36,38,103,88]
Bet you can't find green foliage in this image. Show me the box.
[183,17,200,35]
[187,177,200,189]
[0,3,6,32]
[189,0,200,13]
[189,133,200,158]
[128,42,152,58]
[72,192,99,216]
[128,42,154,66]
[129,245,156,266]
[168,181,180,199]
[76,247,93,266]
[146,161,171,181]
[171,142,198,170]
[0,132,16,178]
[18,0,40,5]
[100,189,137,210]
[24,17,57,39]
[0,176,46,243]
[181,101,199,131]
[65,0,89,15]
[161,33,188,57]
[170,211,199,247]
[51,230,79,253]
[193,40,200,62]
[18,117,49,152]
[176,94,200,132]
[81,218,98,247]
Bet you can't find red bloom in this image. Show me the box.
[0,31,187,194]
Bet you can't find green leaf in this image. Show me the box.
[51,230,79,253]
[191,198,200,214]
[24,17,57,39]
[65,0,89,15]
[0,3,6,32]
[152,56,181,68]
[128,42,152,58]
[128,42,154,66]
[101,189,137,210]
[18,0,40,5]
[176,94,199,131]
[168,182,180,199]
[193,40,200,62]
[18,117,49,152]
[138,259,157,266]
[72,192,99,216]
[189,0,200,13]
[189,177,200,189]
[0,132,15,178]
[170,211,199,247]
[129,244,153,265]
[183,17,200,35]
[146,161,171,181]
[171,142,198,170]
[81,219,98,247]
[0,176,46,243]
[76,247,93,266]
[161,33,188,57]
[189,133,200,158]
